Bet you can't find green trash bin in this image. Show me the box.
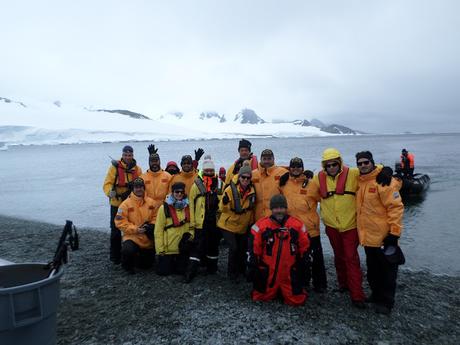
[0,263,64,345]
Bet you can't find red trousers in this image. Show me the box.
[251,279,307,306]
[325,226,365,302]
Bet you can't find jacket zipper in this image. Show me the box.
[269,235,284,288]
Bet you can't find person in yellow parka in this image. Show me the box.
[103,145,142,264]
[252,149,288,221]
[279,157,327,293]
[169,155,199,196]
[224,139,258,187]
[218,162,256,281]
[155,182,194,277]
[307,148,366,308]
[355,151,404,315]
[140,146,172,227]
[114,177,155,274]
[186,155,220,282]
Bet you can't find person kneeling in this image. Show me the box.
[114,177,156,274]
[249,194,310,306]
[154,182,194,276]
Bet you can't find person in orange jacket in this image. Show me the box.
[224,139,259,187]
[103,145,142,264]
[114,177,156,274]
[249,194,310,306]
[400,149,415,177]
[140,145,172,230]
[356,151,404,315]
[170,154,200,195]
[279,157,327,293]
[252,149,288,221]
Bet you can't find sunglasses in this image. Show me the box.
[325,162,339,169]
[240,175,251,180]
[290,164,303,169]
[173,190,185,194]
[357,160,371,166]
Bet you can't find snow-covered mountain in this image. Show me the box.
[0,97,358,147]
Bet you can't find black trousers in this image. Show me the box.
[221,229,247,278]
[305,236,328,289]
[191,218,221,272]
[110,205,122,262]
[365,246,399,309]
[121,240,155,271]
[156,254,189,276]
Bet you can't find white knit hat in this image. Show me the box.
[202,155,215,170]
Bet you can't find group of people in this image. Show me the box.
[102,139,405,315]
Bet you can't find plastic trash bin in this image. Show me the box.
[0,263,64,345]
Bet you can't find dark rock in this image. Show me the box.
[321,124,356,134]
[95,109,151,120]
[234,109,265,124]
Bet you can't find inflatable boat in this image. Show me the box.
[394,162,430,199]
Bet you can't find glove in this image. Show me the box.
[279,172,289,187]
[246,254,258,282]
[178,232,194,254]
[222,193,230,205]
[143,224,155,240]
[303,170,314,179]
[376,166,393,186]
[383,234,399,247]
[147,144,158,155]
[109,190,117,198]
[194,148,204,161]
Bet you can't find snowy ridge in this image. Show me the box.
[0,97,352,147]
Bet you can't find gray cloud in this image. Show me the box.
[1,0,459,133]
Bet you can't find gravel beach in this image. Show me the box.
[1,215,459,345]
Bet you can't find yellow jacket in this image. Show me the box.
[356,168,404,247]
[169,170,198,196]
[102,160,142,207]
[280,175,321,238]
[114,193,155,249]
[307,166,360,232]
[218,183,256,234]
[140,169,172,223]
[252,164,288,221]
[154,202,194,255]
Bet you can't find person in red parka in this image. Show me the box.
[249,194,310,306]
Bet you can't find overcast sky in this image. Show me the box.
[1,0,459,133]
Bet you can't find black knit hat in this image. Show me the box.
[238,139,252,150]
[122,145,133,153]
[289,157,304,168]
[132,177,145,188]
[270,194,288,209]
[181,155,193,165]
[355,151,375,165]
[261,149,274,158]
[171,182,186,192]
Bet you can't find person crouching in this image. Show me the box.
[114,177,155,274]
[249,194,310,306]
[154,182,194,276]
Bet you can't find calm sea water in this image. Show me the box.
[1,134,459,275]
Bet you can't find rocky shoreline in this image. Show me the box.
[1,215,459,345]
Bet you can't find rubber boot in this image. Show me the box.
[184,260,200,283]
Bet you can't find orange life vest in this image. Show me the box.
[116,161,139,187]
[400,153,415,169]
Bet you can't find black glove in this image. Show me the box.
[147,144,158,155]
[194,148,204,161]
[376,166,393,186]
[279,172,289,187]
[383,234,399,247]
[246,254,258,282]
[303,170,314,179]
[143,224,155,240]
[222,193,230,205]
[178,232,193,254]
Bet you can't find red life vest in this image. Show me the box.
[400,153,415,169]
[318,165,355,199]
[164,203,190,230]
[116,161,139,187]
[234,155,259,172]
